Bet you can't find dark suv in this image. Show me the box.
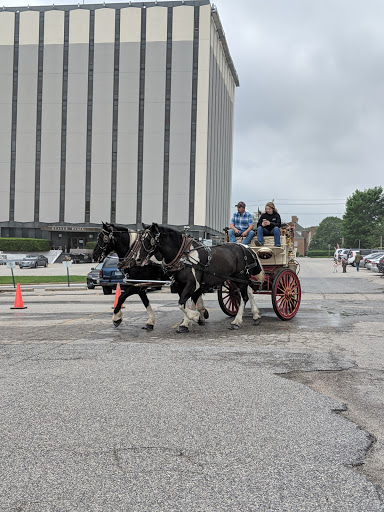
[87,254,125,295]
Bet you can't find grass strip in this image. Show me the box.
[0,276,86,285]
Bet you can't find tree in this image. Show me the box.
[342,187,384,248]
[308,217,343,251]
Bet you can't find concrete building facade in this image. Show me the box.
[0,1,238,249]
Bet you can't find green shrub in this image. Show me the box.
[0,238,51,252]
[86,241,97,249]
[306,250,331,257]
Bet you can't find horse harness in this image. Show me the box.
[117,235,141,270]
[97,227,140,270]
[141,230,261,285]
[186,243,262,285]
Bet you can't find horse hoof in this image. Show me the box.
[229,324,240,330]
[142,324,154,330]
[253,318,261,326]
[198,317,205,326]
[113,319,122,327]
[176,326,189,333]
[203,310,209,319]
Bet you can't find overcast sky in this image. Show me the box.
[3,0,384,227]
[215,0,384,226]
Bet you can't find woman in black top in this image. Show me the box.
[256,202,282,247]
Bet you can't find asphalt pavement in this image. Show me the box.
[1,258,384,511]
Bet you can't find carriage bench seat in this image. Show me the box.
[249,235,288,266]
[250,235,287,247]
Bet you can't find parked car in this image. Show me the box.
[333,249,343,261]
[371,254,384,273]
[71,252,93,264]
[338,249,350,261]
[365,253,384,271]
[57,252,92,264]
[87,254,163,295]
[359,249,380,257]
[98,254,126,295]
[86,262,104,289]
[377,256,384,276]
[347,249,360,265]
[86,254,125,295]
[19,255,48,268]
[360,252,380,268]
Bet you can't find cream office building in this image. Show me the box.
[0,1,238,249]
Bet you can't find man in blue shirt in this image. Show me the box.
[228,201,255,245]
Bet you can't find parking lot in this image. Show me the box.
[1,258,384,510]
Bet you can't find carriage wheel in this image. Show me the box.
[218,280,241,317]
[272,269,301,320]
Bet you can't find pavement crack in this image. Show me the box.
[111,446,207,475]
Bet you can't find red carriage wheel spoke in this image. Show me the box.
[218,280,241,317]
[272,269,301,320]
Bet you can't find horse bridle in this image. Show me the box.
[136,230,161,266]
[96,229,115,261]
[96,227,131,260]
[138,229,199,272]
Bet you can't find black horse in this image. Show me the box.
[134,223,265,332]
[93,222,167,330]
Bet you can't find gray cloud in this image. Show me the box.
[217,0,384,225]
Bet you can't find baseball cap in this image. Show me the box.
[236,201,246,208]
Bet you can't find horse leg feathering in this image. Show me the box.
[142,303,155,330]
[113,309,123,327]
[193,295,209,325]
[230,285,250,329]
[247,285,261,325]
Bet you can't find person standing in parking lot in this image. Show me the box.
[354,252,363,271]
[341,256,348,273]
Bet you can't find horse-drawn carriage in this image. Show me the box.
[93,221,301,332]
[218,225,301,321]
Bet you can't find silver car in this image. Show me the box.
[361,252,381,268]
[19,255,48,268]
[365,253,384,271]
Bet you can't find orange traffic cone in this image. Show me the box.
[112,283,124,309]
[11,283,27,309]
